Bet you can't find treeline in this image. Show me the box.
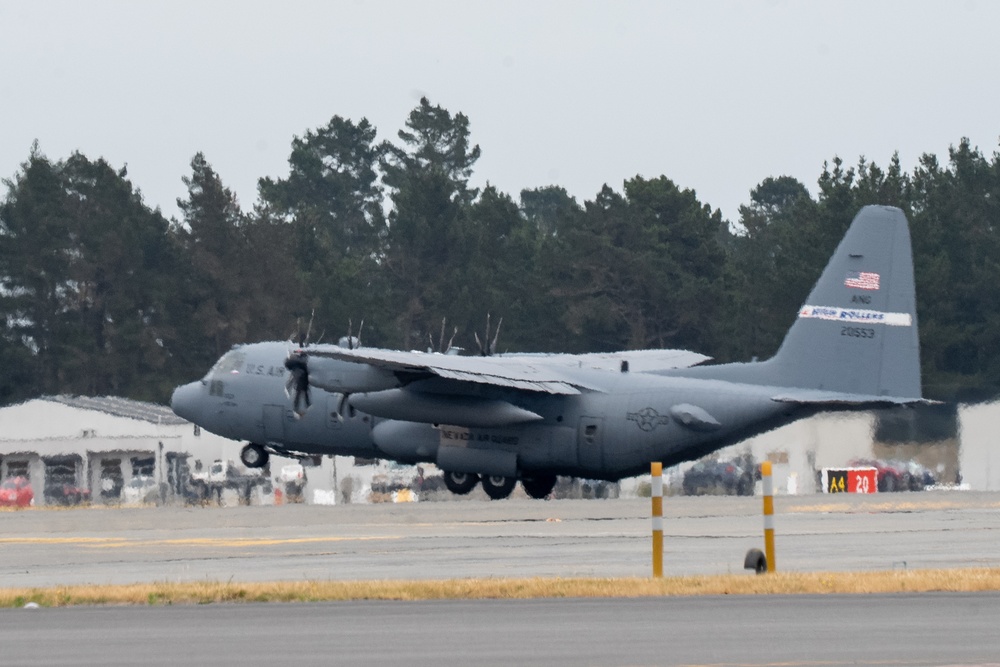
[1,97,998,406]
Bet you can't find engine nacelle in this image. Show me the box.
[307,357,400,394]
[350,389,543,428]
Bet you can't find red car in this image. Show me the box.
[849,458,906,493]
[0,476,33,508]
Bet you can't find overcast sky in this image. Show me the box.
[2,1,999,224]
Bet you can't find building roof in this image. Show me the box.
[42,395,188,426]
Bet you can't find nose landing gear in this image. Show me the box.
[240,443,269,468]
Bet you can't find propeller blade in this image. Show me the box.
[490,317,503,355]
[284,351,311,415]
[335,392,351,422]
[304,309,315,346]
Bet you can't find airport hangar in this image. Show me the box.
[0,395,988,505]
[0,396,248,506]
[0,395,370,507]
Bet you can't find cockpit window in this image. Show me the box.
[208,350,246,378]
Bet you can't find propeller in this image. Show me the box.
[284,349,311,416]
[285,310,317,416]
[340,318,363,350]
[285,312,364,419]
[331,318,365,421]
[474,313,503,356]
[429,317,459,354]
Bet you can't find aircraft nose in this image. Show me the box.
[170,381,204,424]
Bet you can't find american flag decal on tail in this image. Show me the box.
[845,271,880,290]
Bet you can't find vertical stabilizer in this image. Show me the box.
[767,205,922,398]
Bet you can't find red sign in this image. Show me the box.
[823,467,878,494]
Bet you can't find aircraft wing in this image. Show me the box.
[307,347,710,396]
[498,349,711,373]
[301,346,711,427]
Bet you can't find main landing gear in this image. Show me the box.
[481,475,517,500]
[441,471,558,500]
[520,474,557,500]
[443,470,479,495]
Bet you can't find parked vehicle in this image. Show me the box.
[190,459,266,504]
[122,476,158,504]
[46,482,91,505]
[849,458,934,492]
[683,458,754,496]
[0,476,33,507]
[277,463,306,503]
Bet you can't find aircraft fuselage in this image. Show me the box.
[171,341,806,481]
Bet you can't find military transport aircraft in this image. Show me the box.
[171,205,929,500]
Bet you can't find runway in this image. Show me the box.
[3,594,1000,666]
[1,490,999,587]
[3,492,1000,666]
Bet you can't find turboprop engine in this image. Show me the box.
[305,356,400,394]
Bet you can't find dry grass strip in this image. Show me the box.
[3,569,1000,607]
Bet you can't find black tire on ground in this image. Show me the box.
[240,443,269,468]
[481,475,517,500]
[443,471,480,495]
[744,548,767,574]
[521,474,557,500]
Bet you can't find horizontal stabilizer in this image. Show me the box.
[772,390,938,407]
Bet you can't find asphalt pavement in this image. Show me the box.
[1,491,998,587]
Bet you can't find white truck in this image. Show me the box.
[190,459,266,504]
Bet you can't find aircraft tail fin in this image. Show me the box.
[764,205,923,400]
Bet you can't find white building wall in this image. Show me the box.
[957,402,1000,491]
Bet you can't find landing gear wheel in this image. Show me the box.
[481,475,517,500]
[521,474,557,499]
[240,443,269,468]
[443,471,480,495]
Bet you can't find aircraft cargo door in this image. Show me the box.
[263,405,285,443]
[577,416,604,473]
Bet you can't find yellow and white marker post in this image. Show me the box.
[651,462,663,578]
[762,460,776,573]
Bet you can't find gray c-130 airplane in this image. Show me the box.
[171,205,930,500]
